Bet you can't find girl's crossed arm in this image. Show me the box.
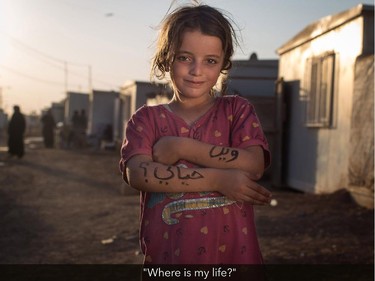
[152,136,266,180]
[125,154,272,205]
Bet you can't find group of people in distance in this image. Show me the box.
[6,106,88,159]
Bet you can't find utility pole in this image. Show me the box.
[88,65,92,93]
[64,61,68,93]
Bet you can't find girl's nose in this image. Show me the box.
[189,61,202,76]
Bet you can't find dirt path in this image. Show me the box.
[0,141,373,265]
[0,144,142,264]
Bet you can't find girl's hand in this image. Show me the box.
[215,169,272,205]
[153,136,182,165]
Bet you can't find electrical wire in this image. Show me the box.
[0,30,123,91]
[0,64,64,86]
[3,31,88,67]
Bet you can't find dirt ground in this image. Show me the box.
[0,137,373,265]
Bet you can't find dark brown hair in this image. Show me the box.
[151,4,238,92]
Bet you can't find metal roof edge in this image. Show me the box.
[277,4,374,55]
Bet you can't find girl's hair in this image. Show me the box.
[151,4,239,93]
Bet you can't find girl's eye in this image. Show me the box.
[176,55,191,62]
[207,59,218,64]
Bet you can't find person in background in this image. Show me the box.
[41,109,56,148]
[102,124,113,143]
[7,105,26,158]
[75,109,88,148]
[120,4,272,266]
[71,110,80,130]
[71,110,83,148]
[78,109,88,134]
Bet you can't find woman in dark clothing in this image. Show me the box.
[8,105,26,158]
[41,109,56,148]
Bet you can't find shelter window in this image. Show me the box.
[303,53,335,127]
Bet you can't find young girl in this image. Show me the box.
[120,4,272,264]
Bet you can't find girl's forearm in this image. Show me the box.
[125,154,272,204]
[126,155,221,193]
[176,138,265,179]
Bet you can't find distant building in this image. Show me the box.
[0,108,8,144]
[88,89,120,142]
[0,108,7,130]
[276,4,374,207]
[118,81,171,140]
[227,53,278,98]
[50,101,65,124]
[25,112,41,137]
[64,91,90,126]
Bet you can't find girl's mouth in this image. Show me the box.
[185,80,204,86]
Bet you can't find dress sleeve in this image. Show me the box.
[230,96,271,168]
[119,106,155,174]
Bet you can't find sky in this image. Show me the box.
[0,0,374,115]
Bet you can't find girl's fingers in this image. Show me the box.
[235,192,269,205]
[244,189,272,204]
[246,183,272,200]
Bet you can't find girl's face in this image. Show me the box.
[171,30,224,102]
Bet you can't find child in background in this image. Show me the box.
[120,4,272,264]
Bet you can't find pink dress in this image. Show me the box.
[120,95,270,264]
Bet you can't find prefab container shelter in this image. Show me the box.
[88,90,120,140]
[276,4,373,207]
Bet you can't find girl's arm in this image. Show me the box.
[152,136,266,180]
[125,154,272,205]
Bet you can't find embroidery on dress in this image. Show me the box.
[162,197,235,225]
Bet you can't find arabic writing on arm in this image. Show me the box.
[209,146,239,163]
[139,162,204,186]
